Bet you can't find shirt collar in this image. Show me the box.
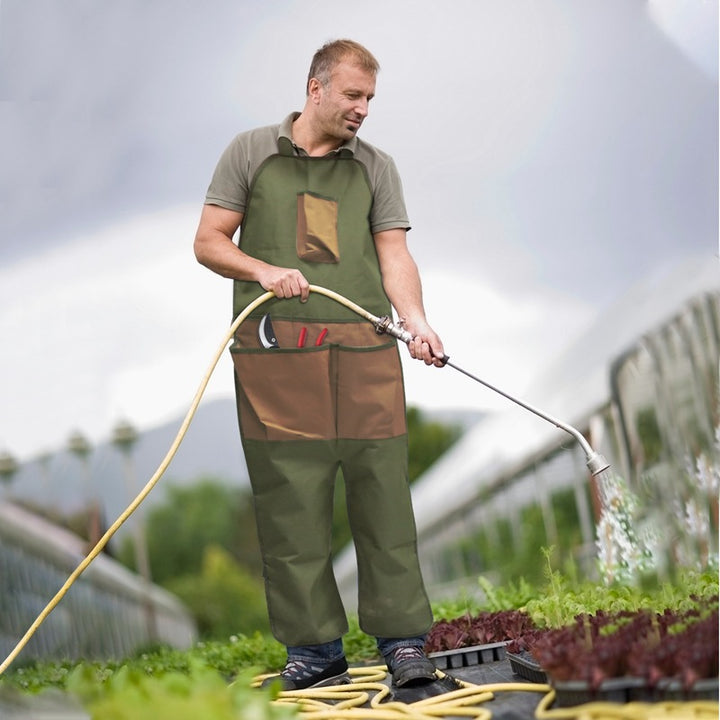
[278,112,357,158]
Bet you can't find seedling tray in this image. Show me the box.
[429,641,507,670]
[653,677,719,702]
[552,676,719,707]
[506,650,547,683]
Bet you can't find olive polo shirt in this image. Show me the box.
[205,112,411,235]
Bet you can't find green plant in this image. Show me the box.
[477,575,536,612]
[522,565,719,629]
[3,566,716,713]
[406,407,461,483]
[1,633,286,695]
[431,592,484,621]
[66,662,296,720]
[166,545,269,639]
[118,479,262,583]
[341,615,380,664]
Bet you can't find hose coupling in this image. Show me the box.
[374,315,414,344]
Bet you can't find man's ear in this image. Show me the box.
[307,77,323,104]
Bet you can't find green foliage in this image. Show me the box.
[437,486,594,588]
[118,479,261,584]
[463,506,549,587]
[66,662,297,720]
[3,565,716,718]
[471,559,719,631]
[113,478,267,639]
[520,561,719,629]
[166,546,269,639]
[636,407,664,465]
[406,406,461,483]
[477,576,536,612]
[340,615,380,663]
[431,591,484,621]
[2,633,286,695]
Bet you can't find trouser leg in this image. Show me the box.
[243,438,348,646]
[340,437,433,638]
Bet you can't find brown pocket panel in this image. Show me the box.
[231,327,405,442]
[232,349,335,441]
[296,192,339,263]
[337,345,407,439]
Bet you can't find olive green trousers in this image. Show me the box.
[243,436,432,646]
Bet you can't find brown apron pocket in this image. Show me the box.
[296,191,339,263]
[231,347,335,441]
[336,344,407,439]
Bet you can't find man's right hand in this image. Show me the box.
[195,205,310,302]
[257,266,310,302]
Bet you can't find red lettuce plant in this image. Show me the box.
[425,610,537,652]
[426,598,718,694]
[528,602,718,691]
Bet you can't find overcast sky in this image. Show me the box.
[0,0,717,461]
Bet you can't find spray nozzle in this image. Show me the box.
[586,451,611,476]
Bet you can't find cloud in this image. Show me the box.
[400,267,595,413]
[0,206,232,457]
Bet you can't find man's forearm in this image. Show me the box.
[374,228,444,365]
[195,228,268,282]
[382,252,428,325]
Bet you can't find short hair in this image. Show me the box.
[306,39,379,94]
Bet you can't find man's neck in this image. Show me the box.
[291,112,342,157]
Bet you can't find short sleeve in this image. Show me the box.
[204,136,249,213]
[369,156,411,234]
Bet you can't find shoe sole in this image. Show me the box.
[309,671,351,688]
[262,670,351,691]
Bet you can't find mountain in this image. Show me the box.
[9,398,249,537]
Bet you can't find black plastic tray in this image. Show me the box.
[506,650,547,683]
[428,641,507,670]
[552,676,719,707]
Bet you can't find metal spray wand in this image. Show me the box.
[373,314,611,477]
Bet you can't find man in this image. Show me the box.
[194,39,445,690]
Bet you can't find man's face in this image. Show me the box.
[314,61,376,142]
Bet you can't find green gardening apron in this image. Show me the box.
[229,138,432,645]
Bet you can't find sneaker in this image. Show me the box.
[384,645,437,687]
[260,656,350,691]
